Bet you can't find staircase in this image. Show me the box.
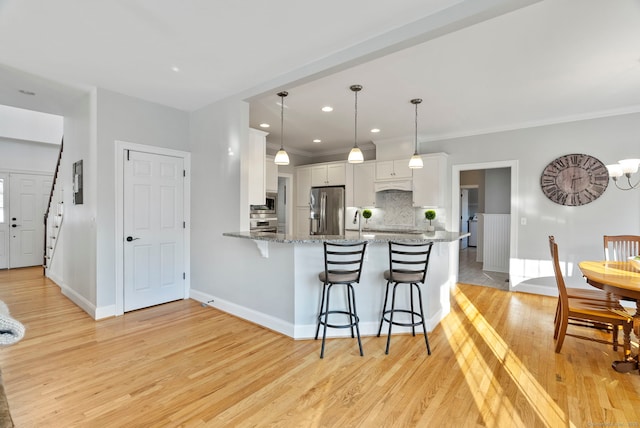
[43,140,64,273]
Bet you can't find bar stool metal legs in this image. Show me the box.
[314,241,367,358]
[377,241,433,355]
[377,280,430,355]
[315,282,363,358]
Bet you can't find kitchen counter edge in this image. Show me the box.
[223,230,469,244]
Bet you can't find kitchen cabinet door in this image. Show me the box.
[353,162,376,207]
[311,162,346,186]
[296,206,310,235]
[247,128,268,205]
[375,159,412,180]
[326,163,346,185]
[412,153,447,207]
[265,155,278,193]
[296,167,312,206]
[311,165,328,186]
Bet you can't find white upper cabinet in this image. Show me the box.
[375,159,412,180]
[296,166,312,207]
[353,162,376,207]
[296,206,310,235]
[247,128,268,205]
[265,155,278,193]
[311,162,346,186]
[412,153,448,207]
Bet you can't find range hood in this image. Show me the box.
[374,180,413,192]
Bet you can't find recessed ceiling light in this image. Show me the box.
[321,106,333,112]
[313,139,321,143]
[371,128,380,133]
[171,66,180,72]
[259,123,270,128]
[19,89,35,96]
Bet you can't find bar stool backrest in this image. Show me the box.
[603,235,640,261]
[387,241,434,284]
[323,242,367,284]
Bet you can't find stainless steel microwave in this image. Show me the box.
[250,192,277,214]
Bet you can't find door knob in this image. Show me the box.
[126,236,140,242]
[11,224,19,228]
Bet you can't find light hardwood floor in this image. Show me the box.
[1,267,640,427]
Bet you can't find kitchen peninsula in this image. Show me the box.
[218,230,468,340]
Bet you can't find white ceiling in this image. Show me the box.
[1,0,639,158]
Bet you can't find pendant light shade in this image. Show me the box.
[274,91,290,166]
[348,85,364,164]
[408,98,423,169]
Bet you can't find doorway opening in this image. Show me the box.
[277,173,293,234]
[452,161,518,291]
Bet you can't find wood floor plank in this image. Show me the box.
[1,268,640,427]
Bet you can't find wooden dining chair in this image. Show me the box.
[549,236,632,354]
[548,236,619,330]
[604,235,640,262]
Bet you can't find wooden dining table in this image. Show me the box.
[579,260,640,372]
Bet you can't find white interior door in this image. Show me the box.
[9,173,51,268]
[0,174,8,269]
[124,150,185,312]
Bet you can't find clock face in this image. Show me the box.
[540,154,609,206]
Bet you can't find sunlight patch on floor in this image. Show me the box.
[441,287,576,428]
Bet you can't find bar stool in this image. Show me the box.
[377,241,433,355]
[314,241,367,359]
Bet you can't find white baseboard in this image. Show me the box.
[191,288,442,340]
[190,289,295,337]
[46,272,115,319]
[510,282,558,297]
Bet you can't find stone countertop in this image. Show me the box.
[223,230,469,244]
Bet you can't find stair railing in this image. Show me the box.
[43,138,63,274]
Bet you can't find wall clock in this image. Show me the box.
[540,153,609,206]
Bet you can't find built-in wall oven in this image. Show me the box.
[250,192,278,233]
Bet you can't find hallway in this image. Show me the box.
[458,246,509,290]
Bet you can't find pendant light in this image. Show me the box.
[408,98,424,169]
[347,85,364,164]
[273,91,290,165]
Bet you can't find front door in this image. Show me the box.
[124,150,185,312]
[9,173,51,268]
[0,174,8,269]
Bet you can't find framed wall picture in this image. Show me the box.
[73,159,83,205]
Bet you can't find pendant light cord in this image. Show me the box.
[354,89,358,149]
[280,93,285,150]
[414,101,418,153]
[410,98,422,155]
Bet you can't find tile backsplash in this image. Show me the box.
[377,190,414,226]
[347,190,445,231]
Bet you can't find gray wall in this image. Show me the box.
[423,111,640,289]
[485,167,510,214]
[0,139,59,173]
[94,88,190,308]
[190,97,295,322]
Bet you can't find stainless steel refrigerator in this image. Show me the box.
[309,186,345,235]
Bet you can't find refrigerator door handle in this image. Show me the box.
[321,193,326,234]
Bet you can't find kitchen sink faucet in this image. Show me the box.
[353,210,362,233]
